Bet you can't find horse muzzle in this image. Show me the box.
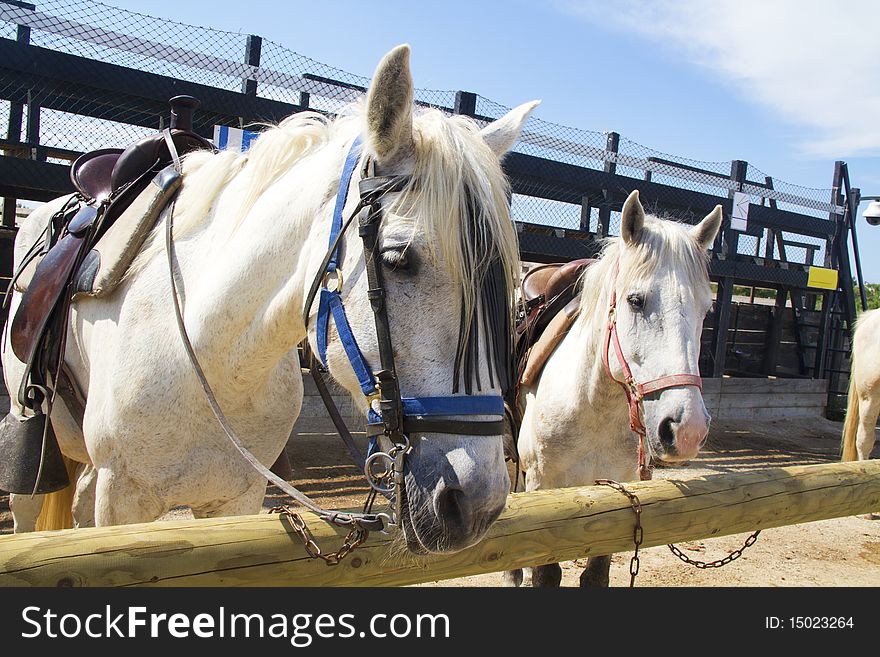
[397,438,508,554]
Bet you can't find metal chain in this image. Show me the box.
[595,479,761,585]
[667,530,761,569]
[594,479,643,587]
[269,505,368,566]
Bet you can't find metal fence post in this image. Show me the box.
[453,91,477,117]
[820,162,856,403]
[579,195,592,233]
[241,34,262,96]
[1,9,29,227]
[596,131,619,239]
[25,88,41,160]
[13,1,41,159]
[5,3,32,145]
[709,160,747,377]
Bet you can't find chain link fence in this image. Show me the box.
[0,0,841,263]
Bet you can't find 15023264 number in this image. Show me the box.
[790,617,854,629]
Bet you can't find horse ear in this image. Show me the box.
[620,190,645,245]
[480,100,540,157]
[366,44,414,163]
[691,205,723,250]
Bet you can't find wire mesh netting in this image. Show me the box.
[0,0,842,266]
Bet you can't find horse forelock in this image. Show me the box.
[390,110,520,393]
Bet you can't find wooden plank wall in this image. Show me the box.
[0,366,828,432]
[0,372,829,429]
[702,377,828,420]
[699,301,829,379]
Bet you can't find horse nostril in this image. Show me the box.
[659,417,675,447]
[436,487,469,530]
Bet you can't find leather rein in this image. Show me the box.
[601,260,703,480]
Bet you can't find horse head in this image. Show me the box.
[603,190,722,463]
[312,45,538,553]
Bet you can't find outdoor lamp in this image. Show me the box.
[862,195,880,225]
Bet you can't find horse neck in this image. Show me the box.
[539,257,630,439]
[181,140,346,388]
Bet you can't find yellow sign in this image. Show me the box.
[806,266,838,290]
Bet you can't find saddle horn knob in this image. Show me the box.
[169,95,200,132]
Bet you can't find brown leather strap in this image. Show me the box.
[638,373,702,396]
[307,351,367,470]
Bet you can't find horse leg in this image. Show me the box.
[531,563,562,587]
[93,467,167,526]
[501,466,526,586]
[856,395,879,461]
[501,446,526,587]
[857,395,880,519]
[501,569,523,587]
[9,493,44,533]
[72,463,98,528]
[579,555,612,587]
[191,479,267,519]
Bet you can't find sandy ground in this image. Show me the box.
[416,417,880,587]
[2,416,879,587]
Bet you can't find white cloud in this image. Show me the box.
[556,0,880,158]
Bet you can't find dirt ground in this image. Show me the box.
[2,416,879,587]
[433,418,880,588]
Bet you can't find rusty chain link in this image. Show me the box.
[667,530,761,569]
[595,479,761,585]
[269,505,368,566]
[594,479,643,587]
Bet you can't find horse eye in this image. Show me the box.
[627,293,645,310]
[381,249,410,272]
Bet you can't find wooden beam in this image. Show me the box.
[0,155,73,201]
[1,460,878,587]
[0,40,303,136]
[504,153,834,239]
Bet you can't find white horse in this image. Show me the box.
[841,308,880,468]
[504,191,722,586]
[3,44,539,555]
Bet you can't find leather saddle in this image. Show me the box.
[11,96,212,367]
[514,258,595,395]
[71,97,212,203]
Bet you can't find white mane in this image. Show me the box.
[131,105,520,351]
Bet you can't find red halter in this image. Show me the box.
[601,261,703,480]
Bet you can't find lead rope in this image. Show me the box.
[594,479,644,587]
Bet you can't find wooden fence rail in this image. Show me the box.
[1,460,878,587]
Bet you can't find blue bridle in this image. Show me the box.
[307,137,506,465]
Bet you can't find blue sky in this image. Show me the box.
[105,0,880,282]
